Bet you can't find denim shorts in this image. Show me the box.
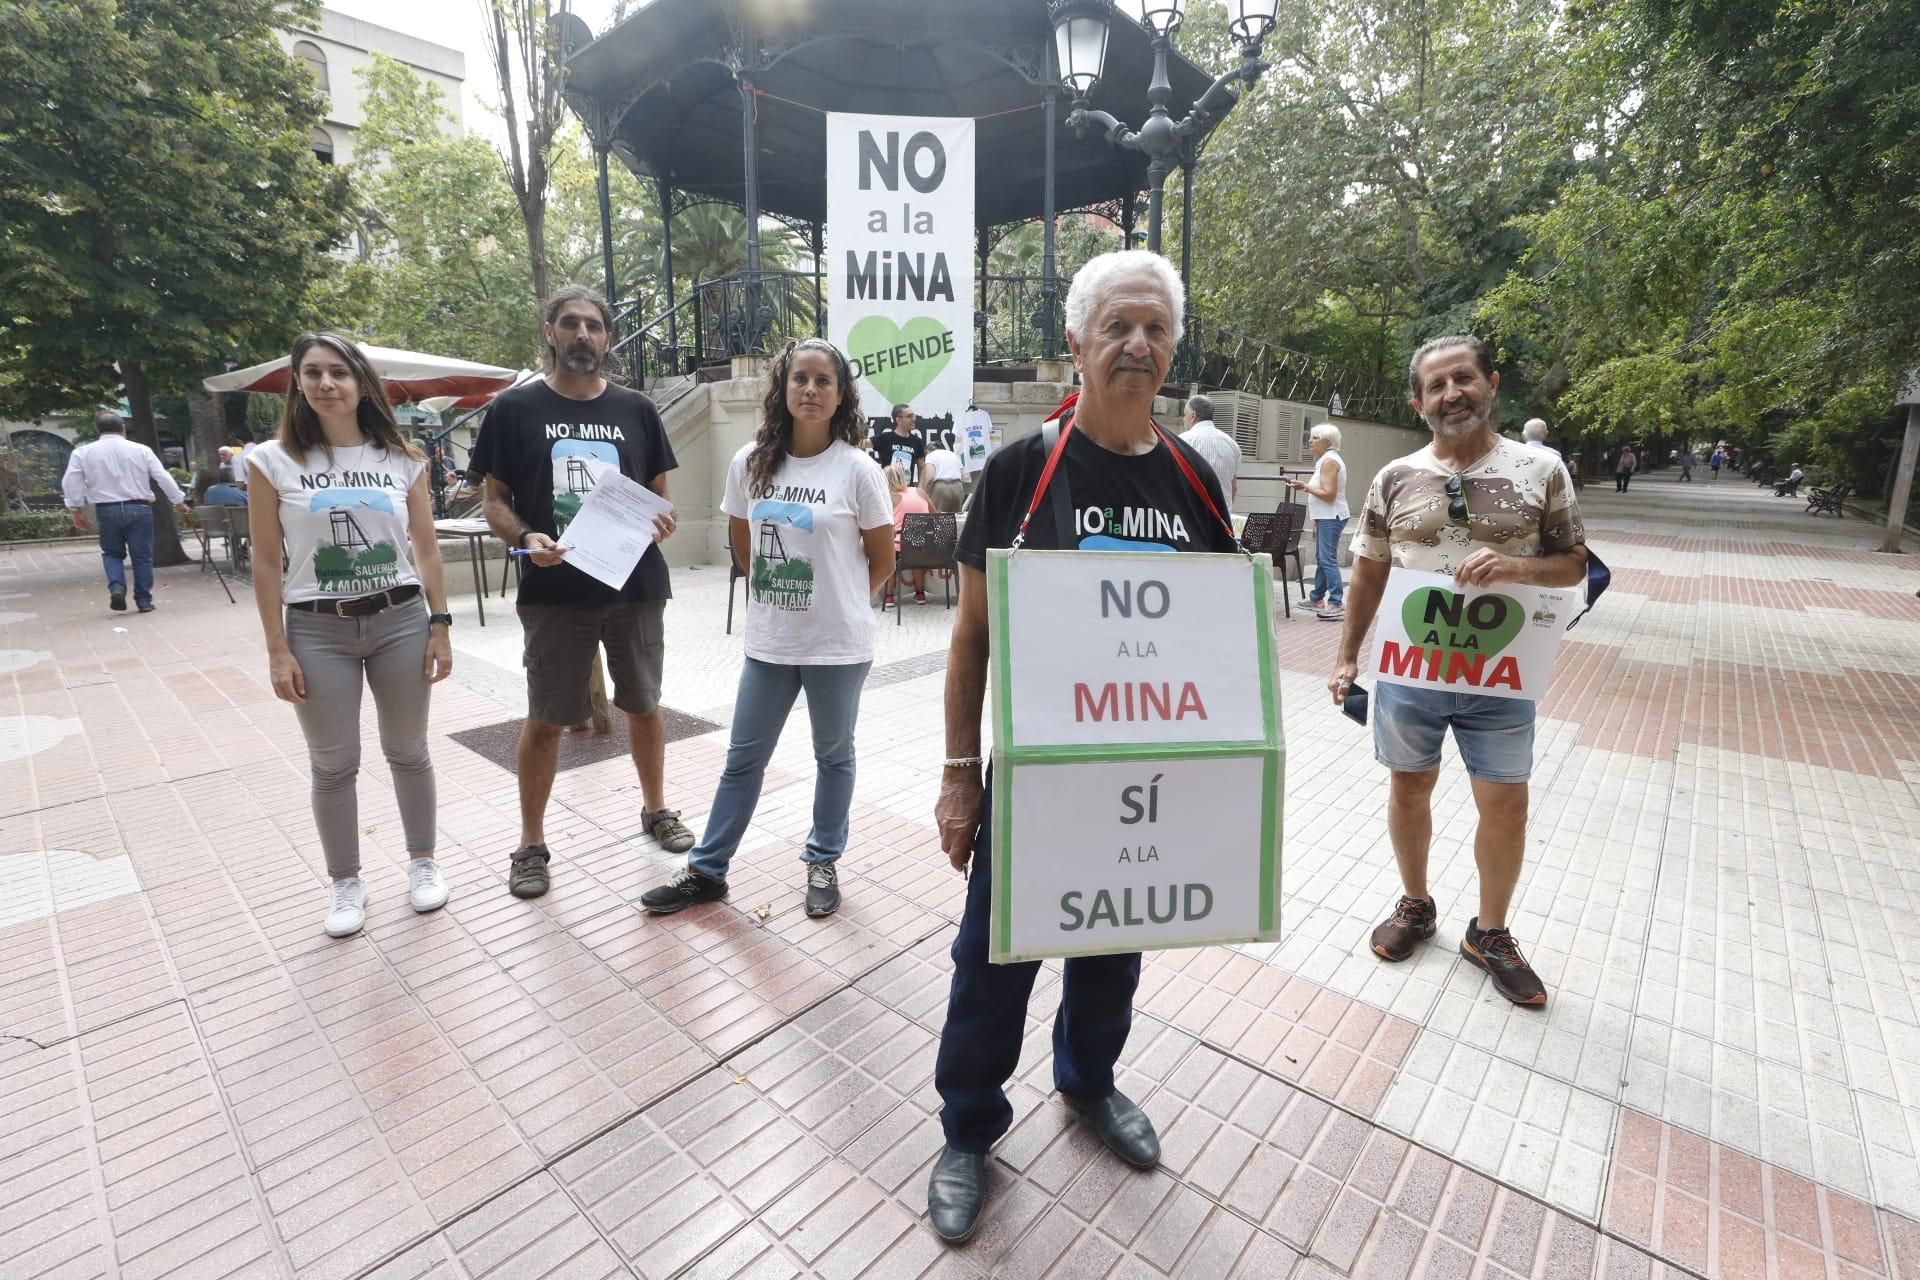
[1373,682,1536,783]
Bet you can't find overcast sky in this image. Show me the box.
[324,0,623,145]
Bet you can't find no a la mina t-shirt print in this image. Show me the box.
[550,437,619,534]
[749,495,816,611]
[308,487,403,593]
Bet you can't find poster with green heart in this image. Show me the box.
[826,112,975,423]
[1373,568,1579,701]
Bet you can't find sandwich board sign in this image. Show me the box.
[1371,568,1577,702]
[985,548,1285,963]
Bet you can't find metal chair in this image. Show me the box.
[725,525,747,634]
[1239,504,1310,617]
[886,512,958,625]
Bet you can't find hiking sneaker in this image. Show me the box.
[508,844,550,898]
[325,877,367,938]
[1317,604,1345,621]
[1370,894,1437,961]
[641,869,728,914]
[1460,918,1547,1006]
[644,808,696,854]
[109,589,127,612]
[408,857,449,912]
[805,863,840,917]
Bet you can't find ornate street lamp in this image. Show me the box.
[1049,0,1278,256]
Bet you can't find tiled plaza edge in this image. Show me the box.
[2,471,1917,1277]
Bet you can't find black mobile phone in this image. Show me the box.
[1341,681,1369,726]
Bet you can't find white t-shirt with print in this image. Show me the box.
[249,440,425,604]
[722,440,893,666]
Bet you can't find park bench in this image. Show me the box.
[1805,483,1851,516]
[1773,474,1805,497]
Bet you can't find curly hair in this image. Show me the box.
[746,338,865,499]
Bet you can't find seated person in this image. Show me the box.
[1774,463,1805,495]
[886,463,932,604]
[202,481,248,506]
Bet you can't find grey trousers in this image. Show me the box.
[285,604,437,879]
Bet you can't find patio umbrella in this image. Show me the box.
[415,369,541,413]
[202,344,520,405]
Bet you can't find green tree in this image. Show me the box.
[351,54,538,370]
[0,0,354,562]
[1478,0,1920,483]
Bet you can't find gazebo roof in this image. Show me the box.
[560,0,1217,227]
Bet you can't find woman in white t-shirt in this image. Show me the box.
[642,338,894,920]
[1288,423,1351,620]
[247,333,454,939]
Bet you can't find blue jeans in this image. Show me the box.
[687,657,871,881]
[935,783,1140,1152]
[1313,516,1346,605]
[95,502,155,605]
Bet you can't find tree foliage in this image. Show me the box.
[0,0,355,422]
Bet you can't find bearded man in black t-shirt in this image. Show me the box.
[925,251,1240,1245]
[468,286,695,900]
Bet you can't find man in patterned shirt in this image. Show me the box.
[1329,336,1588,1006]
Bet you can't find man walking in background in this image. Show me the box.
[1180,393,1241,502]
[61,410,188,613]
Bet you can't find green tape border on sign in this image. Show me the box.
[988,549,1016,959]
[982,548,1287,965]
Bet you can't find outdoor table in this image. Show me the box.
[434,517,495,626]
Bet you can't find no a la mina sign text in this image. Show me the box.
[986,549,1285,963]
[1371,567,1576,702]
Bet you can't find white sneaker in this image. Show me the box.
[408,857,449,913]
[325,877,367,937]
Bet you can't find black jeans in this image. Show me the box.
[933,784,1142,1153]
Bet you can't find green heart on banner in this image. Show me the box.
[848,315,954,405]
[1401,587,1524,659]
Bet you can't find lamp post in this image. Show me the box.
[1050,0,1278,256]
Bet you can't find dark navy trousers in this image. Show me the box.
[934,786,1142,1153]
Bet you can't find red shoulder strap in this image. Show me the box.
[1011,393,1079,548]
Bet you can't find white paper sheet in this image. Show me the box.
[556,462,672,590]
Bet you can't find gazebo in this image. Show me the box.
[553,0,1412,423]
[554,0,1212,373]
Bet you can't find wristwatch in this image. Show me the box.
[428,613,453,628]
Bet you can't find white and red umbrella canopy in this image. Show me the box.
[203,343,520,406]
[416,369,541,413]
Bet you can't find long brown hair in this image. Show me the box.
[278,332,422,463]
[745,338,865,499]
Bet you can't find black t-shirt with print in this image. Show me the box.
[467,379,677,606]
[958,423,1238,567]
[871,429,927,483]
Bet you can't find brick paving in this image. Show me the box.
[2,471,1918,1277]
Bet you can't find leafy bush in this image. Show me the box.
[0,511,75,541]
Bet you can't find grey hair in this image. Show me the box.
[1186,394,1213,421]
[1065,250,1185,345]
[1310,423,1342,448]
[1522,418,1549,442]
[1407,334,1494,399]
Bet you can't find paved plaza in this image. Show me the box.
[3,472,1918,1279]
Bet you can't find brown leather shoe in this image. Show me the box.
[1460,918,1547,1006]
[1370,895,1437,961]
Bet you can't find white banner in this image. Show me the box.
[1371,568,1577,702]
[826,113,975,429]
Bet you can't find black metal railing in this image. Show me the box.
[601,268,1412,426]
[612,269,823,384]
